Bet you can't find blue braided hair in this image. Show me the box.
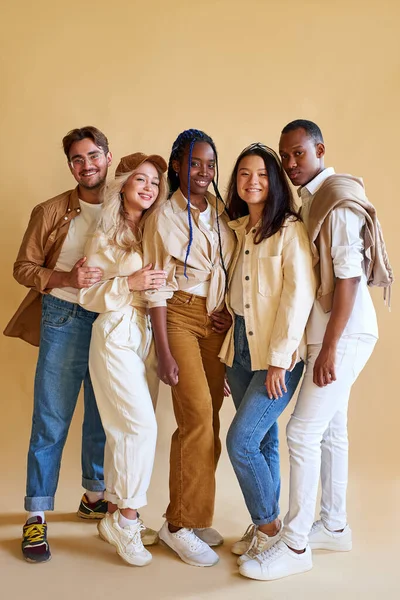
[167,129,228,288]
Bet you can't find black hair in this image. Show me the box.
[167,129,228,288]
[226,143,299,243]
[281,119,324,145]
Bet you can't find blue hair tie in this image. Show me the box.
[183,139,196,279]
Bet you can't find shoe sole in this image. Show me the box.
[24,554,52,564]
[98,524,158,546]
[309,542,352,551]
[240,563,312,581]
[77,510,106,520]
[98,520,151,566]
[159,538,219,567]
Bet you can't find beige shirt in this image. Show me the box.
[142,189,236,314]
[78,233,146,314]
[219,215,316,371]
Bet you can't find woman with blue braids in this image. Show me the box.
[142,129,235,567]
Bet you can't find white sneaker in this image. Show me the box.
[159,521,219,567]
[237,522,283,565]
[194,527,224,547]
[99,513,158,546]
[308,520,352,551]
[239,540,312,581]
[98,512,152,566]
[231,524,257,555]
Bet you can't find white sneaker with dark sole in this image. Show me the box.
[308,520,352,551]
[194,527,224,547]
[98,511,152,566]
[238,522,283,565]
[159,521,219,567]
[231,524,257,555]
[239,540,312,581]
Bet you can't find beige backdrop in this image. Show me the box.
[0,1,399,599]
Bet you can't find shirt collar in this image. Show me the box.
[300,167,335,200]
[170,188,226,216]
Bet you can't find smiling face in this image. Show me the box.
[236,154,269,209]
[121,161,160,214]
[279,127,325,187]
[68,138,112,190]
[173,141,216,198]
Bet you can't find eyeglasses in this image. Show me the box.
[69,151,105,169]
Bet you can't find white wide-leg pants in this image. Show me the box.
[89,307,159,510]
[282,334,376,550]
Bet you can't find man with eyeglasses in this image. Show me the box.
[4,126,112,563]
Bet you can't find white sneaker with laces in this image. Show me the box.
[99,513,158,546]
[194,527,224,547]
[231,524,257,555]
[239,540,312,581]
[159,521,219,567]
[98,511,152,566]
[237,522,283,565]
[308,520,352,551]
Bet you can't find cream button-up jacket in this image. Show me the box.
[219,215,316,371]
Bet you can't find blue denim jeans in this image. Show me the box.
[25,294,106,511]
[226,315,304,525]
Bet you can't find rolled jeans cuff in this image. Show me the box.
[252,508,280,527]
[24,496,54,512]
[82,477,105,492]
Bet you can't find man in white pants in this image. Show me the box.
[239,119,393,581]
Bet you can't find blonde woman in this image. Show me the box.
[79,152,168,566]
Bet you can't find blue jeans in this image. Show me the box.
[25,294,106,511]
[226,315,304,525]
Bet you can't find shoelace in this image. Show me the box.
[256,542,284,564]
[24,523,46,545]
[175,528,206,552]
[246,532,267,557]
[240,523,257,543]
[122,522,146,551]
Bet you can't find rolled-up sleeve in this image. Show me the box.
[330,208,364,279]
[142,213,177,308]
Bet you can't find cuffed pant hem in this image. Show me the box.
[82,477,105,492]
[166,516,213,529]
[253,509,280,526]
[281,534,307,551]
[24,496,54,512]
[321,516,348,532]
[105,491,147,510]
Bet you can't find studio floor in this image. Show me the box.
[0,380,398,600]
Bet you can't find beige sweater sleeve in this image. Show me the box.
[78,236,134,313]
[267,223,316,368]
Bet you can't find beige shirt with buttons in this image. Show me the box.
[142,189,236,314]
[219,215,316,371]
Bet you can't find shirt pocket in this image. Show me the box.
[257,256,282,297]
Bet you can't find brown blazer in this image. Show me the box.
[4,187,82,346]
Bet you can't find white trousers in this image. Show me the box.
[282,334,376,550]
[89,307,159,510]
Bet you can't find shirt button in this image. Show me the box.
[248,331,254,336]
[252,229,256,234]
[245,250,249,255]
[245,304,250,309]
[67,208,71,212]
[245,276,250,281]
[77,208,81,212]
[64,216,68,220]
